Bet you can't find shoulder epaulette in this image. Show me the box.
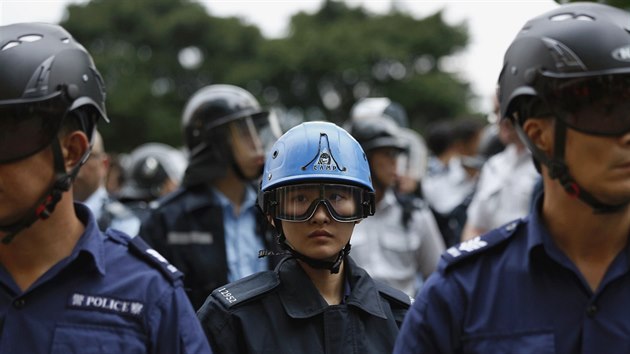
[375,281,413,307]
[125,233,184,284]
[211,271,279,309]
[441,218,524,272]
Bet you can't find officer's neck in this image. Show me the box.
[542,179,630,291]
[0,192,84,291]
[212,169,248,215]
[299,260,345,305]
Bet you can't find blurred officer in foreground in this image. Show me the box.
[73,130,140,235]
[347,117,444,298]
[395,3,630,353]
[139,84,282,309]
[198,121,411,353]
[117,142,187,220]
[0,23,211,353]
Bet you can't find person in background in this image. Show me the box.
[139,84,282,310]
[198,121,411,353]
[347,116,445,298]
[117,142,187,221]
[394,3,630,353]
[423,118,485,246]
[460,95,539,241]
[0,22,211,353]
[73,130,141,236]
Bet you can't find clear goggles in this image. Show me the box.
[228,111,283,155]
[542,74,630,136]
[0,92,67,164]
[265,183,375,222]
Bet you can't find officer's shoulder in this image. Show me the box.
[375,281,412,308]
[148,188,188,210]
[441,218,525,272]
[105,229,184,284]
[103,199,136,219]
[211,271,280,309]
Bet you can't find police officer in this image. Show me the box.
[346,116,444,297]
[73,130,141,235]
[0,23,211,353]
[139,84,282,309]
[394,3,630,353]
[117,142,187,220]
[197,121,410,353]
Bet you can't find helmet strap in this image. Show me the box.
[272,219,349,274]
[513,117,628,214]
[0,139,84,244]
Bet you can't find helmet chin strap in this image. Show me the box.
[259,219,350,274]
[0,139,85,244]
[513,118,628,214]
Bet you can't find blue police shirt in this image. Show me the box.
[0,203,212,354]
[212,186,266,282]
[394,195,630,354]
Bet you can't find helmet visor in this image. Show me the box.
[0,92,67,163]
[270,183,372,222]
[544,75,630,136]
[229,113,282,155]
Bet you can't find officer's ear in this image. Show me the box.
[523,118,553,154]
[60,130,89,172]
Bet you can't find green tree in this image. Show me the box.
[61,0,475,151]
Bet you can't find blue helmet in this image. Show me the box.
[261,121,374,193]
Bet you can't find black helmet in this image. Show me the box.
[182,84,267,153]
[498,2,630,121]
[350,97,409,128]
[346,116,408,153]
[118,143,187,202]
[497,3,630,213]
[0,23,107,243]
[0,22,107,163]
[180,84,282,186]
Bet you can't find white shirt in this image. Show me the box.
[350,190,445,297]
[466,144,540,231]
[422,157,478,215]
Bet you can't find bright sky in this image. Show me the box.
[0,0,559,113]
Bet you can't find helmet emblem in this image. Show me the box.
[301,132,347,172]
[612,45,630,62]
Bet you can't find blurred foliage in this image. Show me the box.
[61,0,476,152]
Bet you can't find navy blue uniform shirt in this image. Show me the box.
[394,196,630,354]
[0,203,212,354]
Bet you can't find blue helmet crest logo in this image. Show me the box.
[300,132,347,173]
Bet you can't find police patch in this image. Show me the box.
[69,293,144,317]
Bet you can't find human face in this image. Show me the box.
[369,147,401,189]
[229,116,278,180]
[0,147,55,227]
[280,202,357,261]
[563,127,630,205]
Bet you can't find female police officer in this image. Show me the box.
[197,121,411,353]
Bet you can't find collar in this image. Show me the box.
[211,184,257,211]
[377,189,398,211]
[72,202,107,276]
[83,186,108,219]
[277,257,388,319]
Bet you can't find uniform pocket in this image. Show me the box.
[51,323,146,354]
[462,330,555,354]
